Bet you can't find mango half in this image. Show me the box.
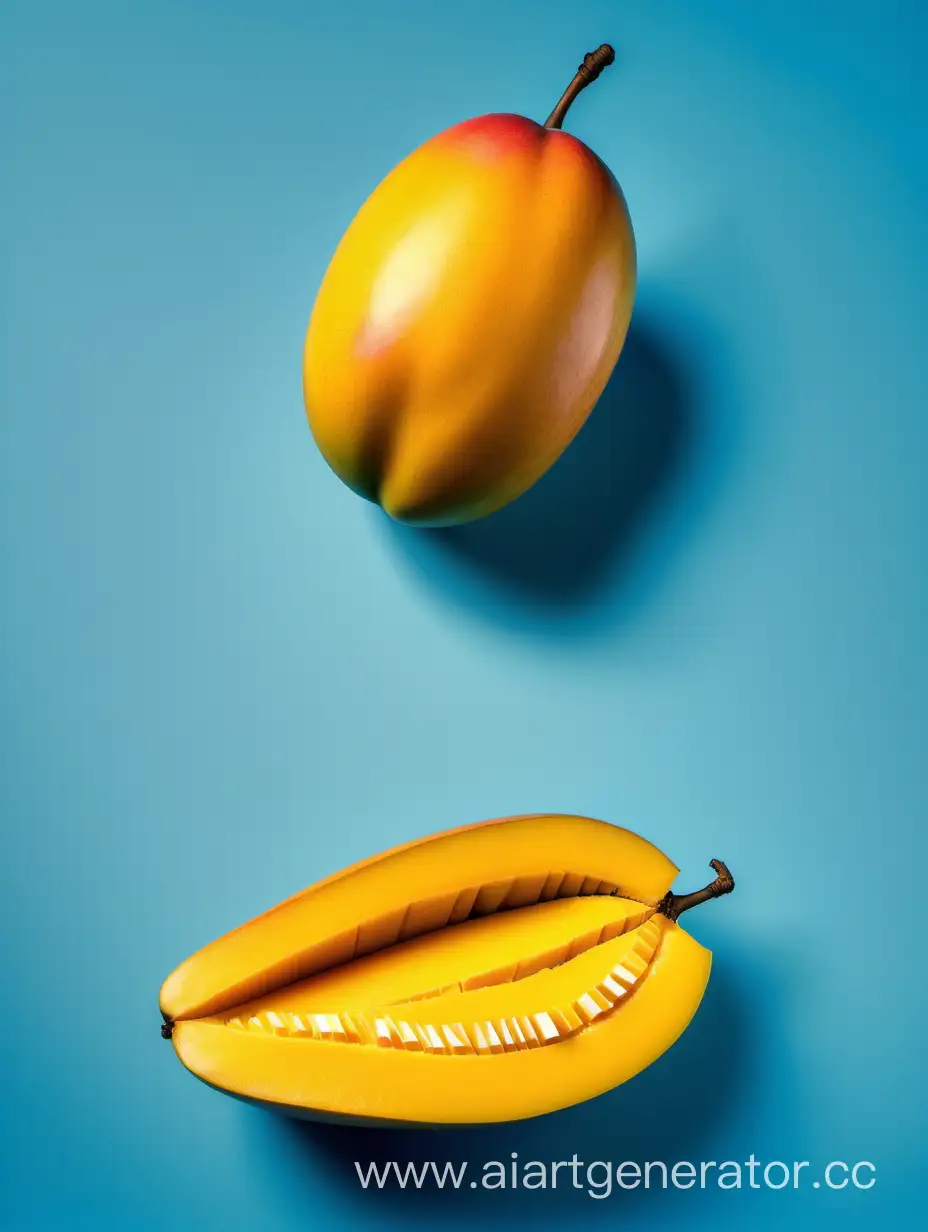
[161,815,733,1125]
[303,46,636,525]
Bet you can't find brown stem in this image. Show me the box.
[161,1012,174,1040]
[545,44,616,130]
[657,860,735,922]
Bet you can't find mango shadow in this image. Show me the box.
[380,314,700,629]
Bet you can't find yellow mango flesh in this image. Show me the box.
[303,113,636,525]
[217,894,651,1017]
[162,815,711,1125]
[373,913,664,1028]
[173,923,709,1125]
[160,813,676,1022]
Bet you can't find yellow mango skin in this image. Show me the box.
[303,113,636,525]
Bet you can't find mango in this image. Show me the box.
[303,46,636,525]
[161,814,734,1125]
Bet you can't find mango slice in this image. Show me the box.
[161,814,730,1125]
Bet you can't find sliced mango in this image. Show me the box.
[161,814,731,1124]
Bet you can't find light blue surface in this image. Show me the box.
[2,0,925,1227]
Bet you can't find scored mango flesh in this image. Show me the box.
[219,896,658,1042]
[163,815,713,1124]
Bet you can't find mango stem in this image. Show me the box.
[544,44,615,131]
[658,860,735,922]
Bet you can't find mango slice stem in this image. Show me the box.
[657,860,735,923]
[544,44,616,131]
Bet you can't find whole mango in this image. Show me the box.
[303,45,636,526]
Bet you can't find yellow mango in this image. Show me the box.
[160,814,734,1125]
[303,46,636,525]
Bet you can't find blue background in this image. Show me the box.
[3,0,925,1227]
